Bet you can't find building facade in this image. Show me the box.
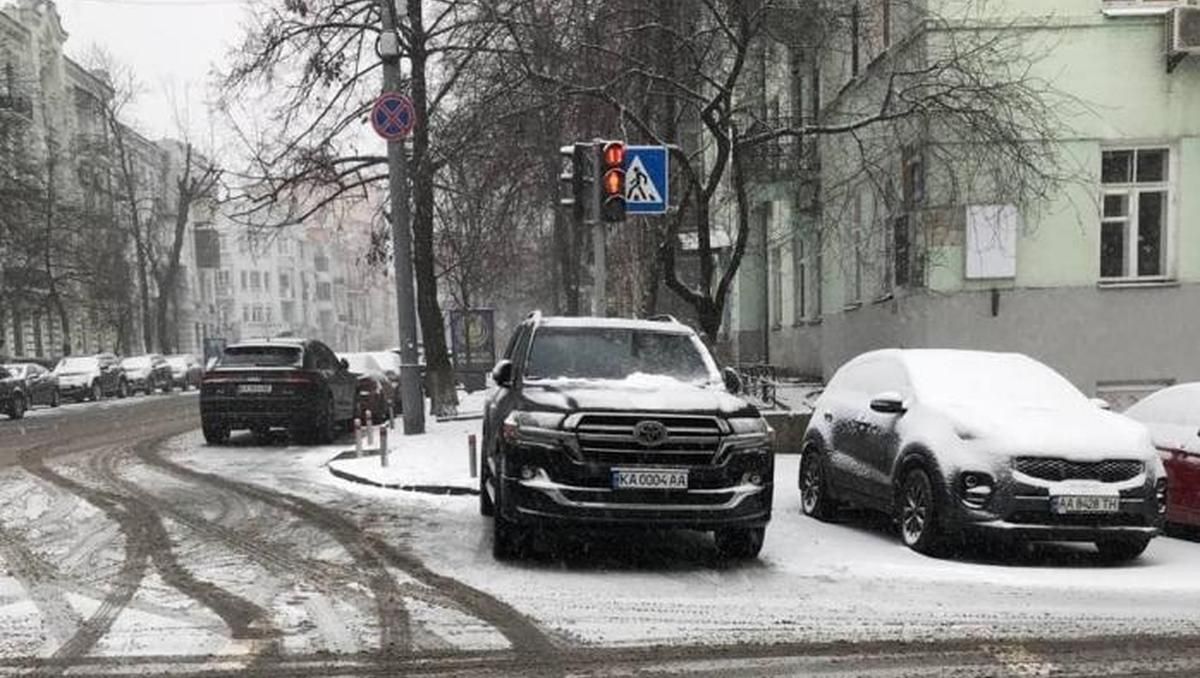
[730,0,1200,403]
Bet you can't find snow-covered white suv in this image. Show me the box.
[800,349,1166,560]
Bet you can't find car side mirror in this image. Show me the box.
[491,360,514,388]
[722,367,742,394]
[339,358,350,371]
[870,391,907,414]
[1089,397,1111,410]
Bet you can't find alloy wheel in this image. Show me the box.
[800,455,823,514]
[901,473,930,546]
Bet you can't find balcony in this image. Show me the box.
[0,93,33,120]
[744,116,816,183]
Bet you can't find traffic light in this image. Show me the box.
[598,141,625,223]
[558,143,591,222]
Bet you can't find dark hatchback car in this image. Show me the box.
[481,314,774,561]
[3,362,60,408]
[200,338,358,444]
[0,366,29,419]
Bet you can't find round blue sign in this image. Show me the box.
[371,93,416,141]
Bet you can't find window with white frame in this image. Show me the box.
[1100,147,1170,280]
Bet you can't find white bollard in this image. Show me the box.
[379,427,389,468]
[468,434,478,479]
[353,418,362,458]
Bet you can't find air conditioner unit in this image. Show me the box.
[1168,5,1200,55]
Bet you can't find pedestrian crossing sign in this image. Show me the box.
[624,145,669,215]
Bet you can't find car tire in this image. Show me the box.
[307,399,335,445]
[91,382,103,402]
[118,380,129,399]
[1095,537,1151,562]
[898,466,947,556]
[479,458,495,517]
[714,527,765,560]
[203,421,230,445]
[8,394,26,420]
[51,389,61,408]
[492,512,528,561]
[162,380,173,394]
[799,447,837,521]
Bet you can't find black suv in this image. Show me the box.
[481,313,773,560]
[199,338,358,444]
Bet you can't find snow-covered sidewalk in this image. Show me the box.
[325,389,489,493]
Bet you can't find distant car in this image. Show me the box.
[339,353,395,425]
[800,349,1165,561]
[369,350,404,408]
[0,366,28,419]
[54,353,128,401]
[199,338,358,444]
[122,354,174,395]
[165,354,204,390]
[2,363,60,408]
[1123,383,1200,529]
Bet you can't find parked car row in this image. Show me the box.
[476,312,1192,565]
[0,352,206,419]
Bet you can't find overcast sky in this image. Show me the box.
[56,0,253,142]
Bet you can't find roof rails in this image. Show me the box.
[646,314,681,324]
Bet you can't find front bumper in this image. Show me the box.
[58,381,92,397]
[941,463,1164,542]
[496,441,774,530]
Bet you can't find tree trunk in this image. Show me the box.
[407,0,458,415]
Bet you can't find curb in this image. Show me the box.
[326,449,479,496]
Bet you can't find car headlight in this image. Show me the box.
[728,418,769,435]
[502,411,566,444]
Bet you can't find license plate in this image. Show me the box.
[611,468,688,490]
[1053,495,1120,514]
[237,384,272,394]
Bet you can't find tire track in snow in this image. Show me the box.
[0,520,85,650]
[138,444,561,663]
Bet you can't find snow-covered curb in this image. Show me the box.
[327,448,479,496]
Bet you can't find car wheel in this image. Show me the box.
[91,382,103,402]
[492,512,528,561]
[898,467,946,556]
[479,456,495,517]
[202,421,230,445]
[51,389,61,408]
[8,394,26,420]
[311,398,335,445]
[799,448,837,521]
[1095,537,1151,562]
[118,380,129,399]
[162,380,173,394]
[714,527,765,560]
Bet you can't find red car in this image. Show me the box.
[1125,383,1200,528]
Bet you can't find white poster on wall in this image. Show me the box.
[965,204,1019,279]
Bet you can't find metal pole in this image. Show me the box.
[592,223,606,317]
[379,0,425,434]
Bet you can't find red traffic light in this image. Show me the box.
[602,142,625,169]
[603,168,624,196]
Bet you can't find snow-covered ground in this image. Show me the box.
[162,415,1200,649]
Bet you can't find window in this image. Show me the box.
[264,272,270,293]
[251,306,263,322]
[316,281,332,301]
[216,269,230,288]
[240,270,247,290]
[250,271,261,290]
[242,306,249,322]
[314,254,329,272]
[279,273,290,296]
[1100,147,1169,280]
[793,235,809,321]
[892,215,910,287]
[281,301,295,323]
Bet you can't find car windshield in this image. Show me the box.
[906,352,1089,409]
[218,345,303,367]
[343,354,380,374]
[166,356,189,367]
[524,327,715,383]
[56,357,97,373]
[123,357,152,368]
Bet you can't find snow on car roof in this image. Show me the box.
[1125,382,1200,423]
[884,349,1086,407]
[536,316,693,334]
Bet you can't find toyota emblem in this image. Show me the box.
[633,420,668,447]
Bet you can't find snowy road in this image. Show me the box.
[2,395,1200,675]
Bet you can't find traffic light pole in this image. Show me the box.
[591,223,606,317]
[379,0,425,434]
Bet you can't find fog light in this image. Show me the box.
[742,472,764,486]
[960,472,994,509]
[1156,477,1168,514]
[520,466,537,480]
